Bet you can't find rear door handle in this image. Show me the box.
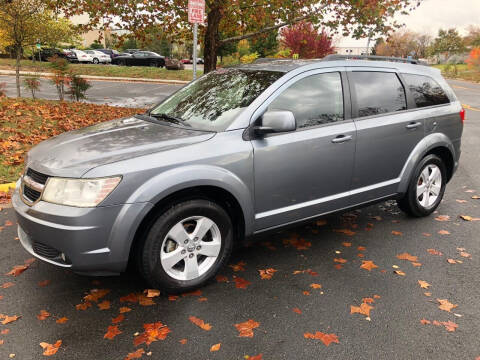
[331,135,353,144]
[406,122,422,130]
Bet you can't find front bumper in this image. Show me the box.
[12,191,153,276]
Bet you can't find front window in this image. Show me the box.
[150,69,284,131]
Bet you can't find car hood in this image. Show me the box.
[27,116,216,178]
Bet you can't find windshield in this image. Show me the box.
[150,69,284,131]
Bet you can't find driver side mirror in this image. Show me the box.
[253,110,296,137]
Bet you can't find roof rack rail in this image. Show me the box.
[322,54,427,66]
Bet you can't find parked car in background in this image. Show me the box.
[165,58,185,70]
[112,51,165,67]
[29,48,76,62]
[181,58,204,64]
[97,48,120,60]
[70,49,94,63]
[197,58,204,64]
[181,59,192,64]
[84,50,111,64]
[12,56,463,293]
[125,49,142,54]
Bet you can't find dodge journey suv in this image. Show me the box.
[13,55,464,292]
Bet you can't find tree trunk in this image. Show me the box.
[204,6,222,74]
[15,46,21,98]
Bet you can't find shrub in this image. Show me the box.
[49,55,70,101]
[23,76,41,99]
[444,63,458,77]
[67,74,91,101]
[273,49,292,59]
[218,54,241,67]
[240,52,259,64]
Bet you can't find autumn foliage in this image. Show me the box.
[280,22,335,59]
[466,48,480,69]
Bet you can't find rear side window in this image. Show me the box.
[402,74,450,108]
[268,72,344,129]
[350,72,407,118]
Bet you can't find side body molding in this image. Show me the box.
[125,165,255,235]
[397,132,456,194]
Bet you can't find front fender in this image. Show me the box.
[125,165,255,236]
[398,132,455,194]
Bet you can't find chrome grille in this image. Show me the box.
[21,168,49,205]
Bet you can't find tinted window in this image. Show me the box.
[350,72,407,117]
[151,69,284,131]
[402,74,450,108]
[268,72,344,129]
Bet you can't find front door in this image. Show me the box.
[252,70,356,231]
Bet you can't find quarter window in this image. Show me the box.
[350,72,407,118]
[402,74,450,108]
[268,72,344,129]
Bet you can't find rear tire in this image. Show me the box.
[93,58,99,64]
[136,199,234,293]
[398,154,446,217]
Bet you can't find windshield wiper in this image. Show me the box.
[149,112,191,127]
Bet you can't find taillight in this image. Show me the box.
[460,108,465,123]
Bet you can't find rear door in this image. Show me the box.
[347,69,424,203]
[252,69,356,231]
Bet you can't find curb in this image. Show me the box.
[0,182,16,193]
[0,69,190,85]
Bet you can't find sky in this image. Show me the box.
[338,0,480,47]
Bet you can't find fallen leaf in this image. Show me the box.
[37,310,50,321]
[442,321,458,332]
[362,297,375,304]
[283,235,312,250]
[6,265,28,277]
[411,262,422,267]
[334,264,343,270]
[472,195,480,199]
[168,295,179,301]
[1,329,10,335]
[39,340,61,356]
[342,242,352,247]
[304,332,339,346]
[75,302,92,311]
[119,307,132,314]
[234,319,260,338]
[447,259,458,264]
[438,230,450,235]
[181,289,202,297]
[233,276,251,289]
[350,303,374,317]
[56,317,68,324]
[144,289,160,298]
[84,289,110,303]
[97,301,111,310]
[38,280,50,287]
[427,249,442,256]
[391,231,403,236]
[189,316,212,331]
[424,292,432,297]
[210,343,221,352]
[357,253,365,258]
[1,316,20,325]
[333,229,355,236]
[124,348,145,360]
[229,261,247,272]
[179,339,187,345]
[112,314,125,324]
[435,215,450,222]
[334,258,347,264]
[258,268,277,280]
[418,280,431,289]
[310,283,322,289]
[394,270,406,276]
[459,251,471,258]
[420,319,431,325]
[396,252,418,262]
[303,291,311,296]
[197,297,208,302]
[216,275,228,283]
[357,246,366,251]
[360,260,378,271]
[292,308,302,314]
[422,233,432,237]
[456,199,467,203]
[104,325,122,340]
[1,282,14,289]
[437,299,457,312]
[133,322,170,346]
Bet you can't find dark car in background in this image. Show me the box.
[97,48,120,60]
[125,49,142,54]
[112,51,166,67]
[29,48,77,62]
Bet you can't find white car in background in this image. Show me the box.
[84,50,111,64]
[70,49,94,64]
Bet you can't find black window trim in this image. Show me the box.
[346,70,409,121]
[400,72,452,110]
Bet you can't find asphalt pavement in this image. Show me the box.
[0,78,479,360]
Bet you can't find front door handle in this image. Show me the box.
[406,122,422,130]
[331,135,353,144]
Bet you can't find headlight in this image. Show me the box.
[42,176,122,207]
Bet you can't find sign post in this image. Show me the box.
[188,0,205,81]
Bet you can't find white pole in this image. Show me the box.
[193,22,198,81]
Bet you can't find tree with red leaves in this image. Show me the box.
[280,22,334,59]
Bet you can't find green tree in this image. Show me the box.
[430,28,466,58]
[465,26,480,48]
[250,30,278,57]
[140,29,172,57]
[62,0,421,74]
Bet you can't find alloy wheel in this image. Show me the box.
[416,164,442,209]
[160,216,222,281]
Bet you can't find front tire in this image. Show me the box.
[398,154,447,217]
[137,199,234,293]
[92,58,99,64]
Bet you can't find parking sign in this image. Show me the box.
[188,0,205,24]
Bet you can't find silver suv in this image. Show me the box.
[13,56,464,292]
